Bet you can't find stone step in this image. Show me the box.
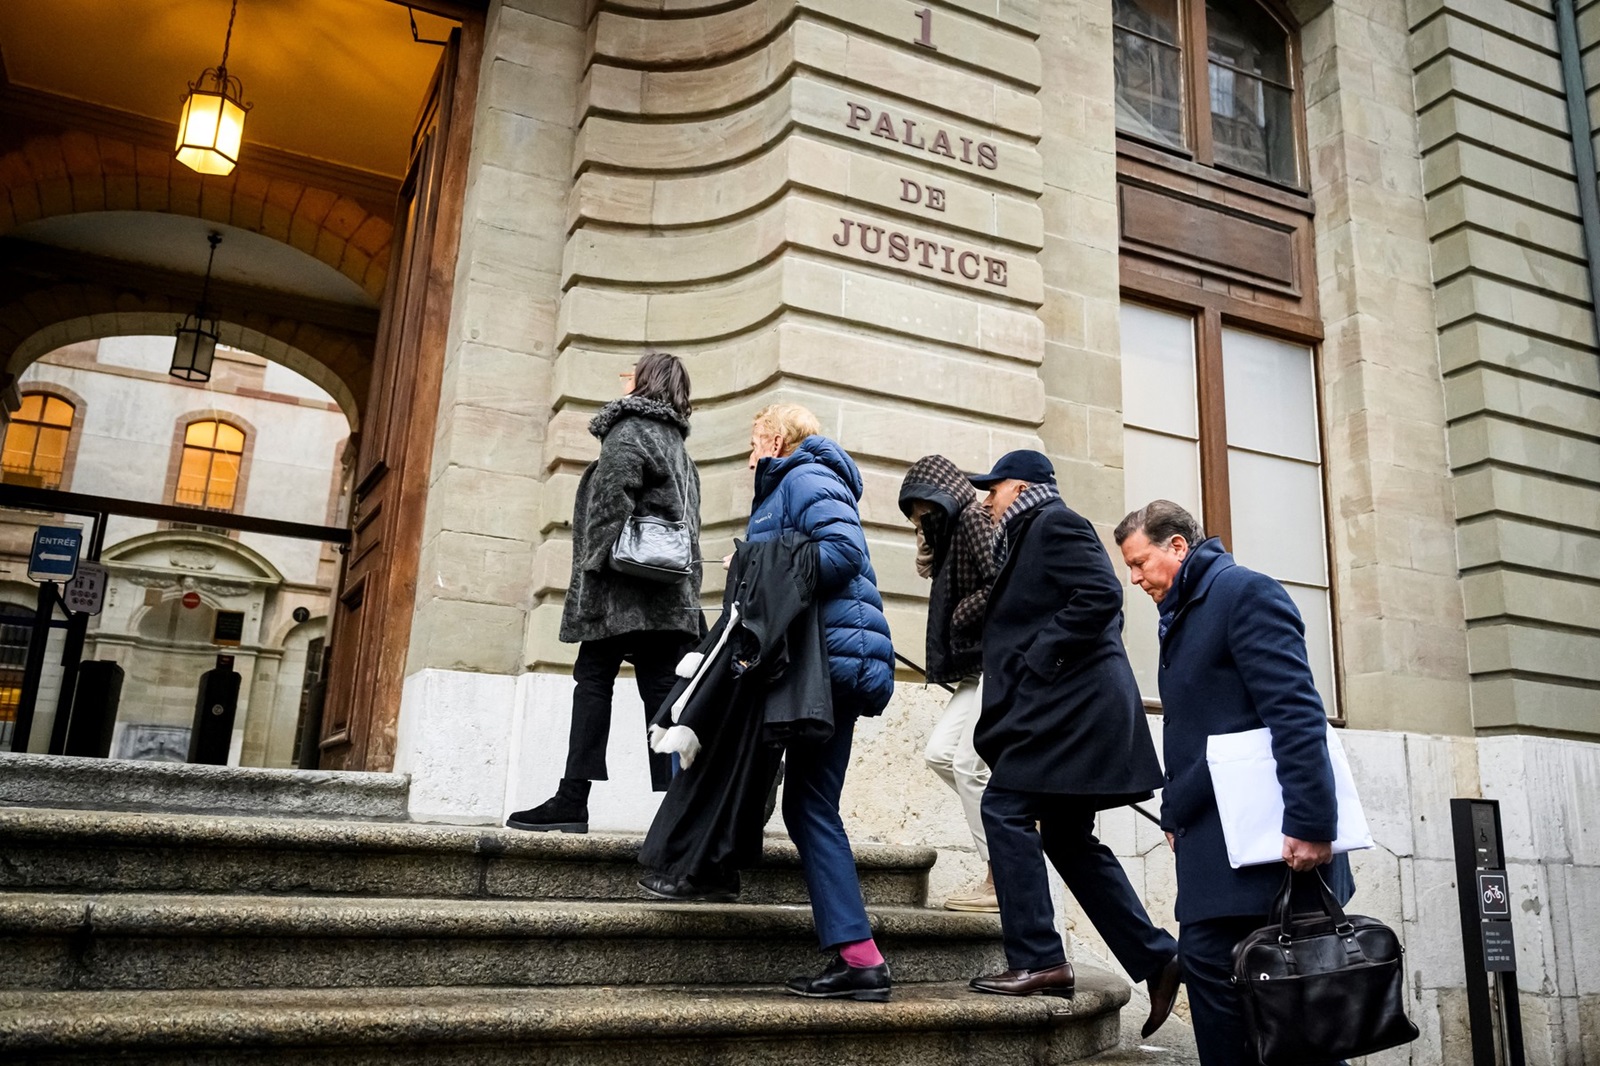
[0,977,1128,1065]
[0,807,932,907]
[0,753,410,821]
[0,893,1005,992]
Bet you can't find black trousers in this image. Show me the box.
[566,632,691,791]
[982,786,1177,980]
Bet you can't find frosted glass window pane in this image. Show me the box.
[1125,591,1162,701]
[1124,429,1202,517]
[1283,584,1336,715]
[1122,303,1198,436]
[1222,328,1319,461]
[1227,449,1327,585]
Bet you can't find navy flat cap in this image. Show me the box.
[968,449,1055,488]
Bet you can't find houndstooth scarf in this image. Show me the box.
[992,482,1061,570]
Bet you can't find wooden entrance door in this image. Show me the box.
[318,24,479,772]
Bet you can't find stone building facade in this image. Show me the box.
[385,1,1598,1061]
[0,337,348,767]
[1,0,1597,1060]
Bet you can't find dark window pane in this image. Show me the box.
[1210,65,1297,183]
[1114,0,1181,45]
[1116,30,1185,147]
[1207,0,1291,85]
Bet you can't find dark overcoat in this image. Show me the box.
[1157,536,1355,923]
[559,395,702,644]
[975,497,1163,804]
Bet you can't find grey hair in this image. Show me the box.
[1114,500,1203,547]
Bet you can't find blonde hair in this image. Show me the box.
[753,403,823,454]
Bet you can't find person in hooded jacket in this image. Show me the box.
[742,403,897,1002]
[506,352,702,834]
[898,455,998,912]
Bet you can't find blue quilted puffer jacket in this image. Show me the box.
[747,436,895,715]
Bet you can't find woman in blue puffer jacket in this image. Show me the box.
[745,403,896,1001]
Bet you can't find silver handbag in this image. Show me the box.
[610,515,694,583]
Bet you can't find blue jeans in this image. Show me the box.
[782,710,872,950]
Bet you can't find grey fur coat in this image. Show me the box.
[559,395,703,643]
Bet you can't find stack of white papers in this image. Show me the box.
[1205,725,1374,869]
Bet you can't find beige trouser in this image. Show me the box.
[923,675,990,861]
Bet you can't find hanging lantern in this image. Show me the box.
[174,0,251,177]
[171,315,221,382]
[173,232,224,383]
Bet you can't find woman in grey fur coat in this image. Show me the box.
[507,352,702,833]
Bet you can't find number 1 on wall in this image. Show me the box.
[914,7,936,49]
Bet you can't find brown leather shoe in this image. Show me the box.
[1142,955,1183,1037]
[969,961,1075,998]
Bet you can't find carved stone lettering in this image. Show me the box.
[900,179,947,212]
[829,216,1008,288]
[845,102,998,173]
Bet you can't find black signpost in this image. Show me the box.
[1451,798,1526,1066]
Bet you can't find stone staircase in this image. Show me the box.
[0,757,1130,1064]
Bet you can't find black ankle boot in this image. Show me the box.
[506,778,590,833]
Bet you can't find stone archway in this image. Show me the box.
[0,130,394,301]
[1,299,365,426]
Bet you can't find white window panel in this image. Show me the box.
[1124,429,1203,517]
[1227,449,1328,586]
[1221,327,1320,462]
[1122,303,1198,436]
[1124,591,1162,703]
[1283,583,1337,714]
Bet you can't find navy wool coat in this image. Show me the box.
[746,436,895,715]
[975,497,1163,804]
[1157,537,1355,923]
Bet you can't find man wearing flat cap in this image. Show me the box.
[964,450,1183,1040]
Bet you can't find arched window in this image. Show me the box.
[176,420,246,510]
[1,393,76,490]
[1113,0,1300,186]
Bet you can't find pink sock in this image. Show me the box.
[839,938,884,968]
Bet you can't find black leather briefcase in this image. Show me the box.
[1232,871,1419,1065]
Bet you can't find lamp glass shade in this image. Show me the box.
[172,320,220,382]
[175,88,246,176]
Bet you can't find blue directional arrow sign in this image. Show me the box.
[28,525,82,583]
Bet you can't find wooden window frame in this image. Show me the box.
[1115,0,1343,721]
[2,387,85,492]
[161,412,257,534]
[1119,293,1345,724]
[1114,0,1309,193]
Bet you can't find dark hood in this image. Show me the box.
[755,435,864,501]
[589,395,690,440]
[898,454,976,523]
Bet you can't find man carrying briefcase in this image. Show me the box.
[1116,500,1355,1066]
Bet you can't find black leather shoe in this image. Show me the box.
[969,961,1075,998]
[637,869,741,903]
[1142,955,1183,1037]
[505,796,588,833]
[785,955,891,1002]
